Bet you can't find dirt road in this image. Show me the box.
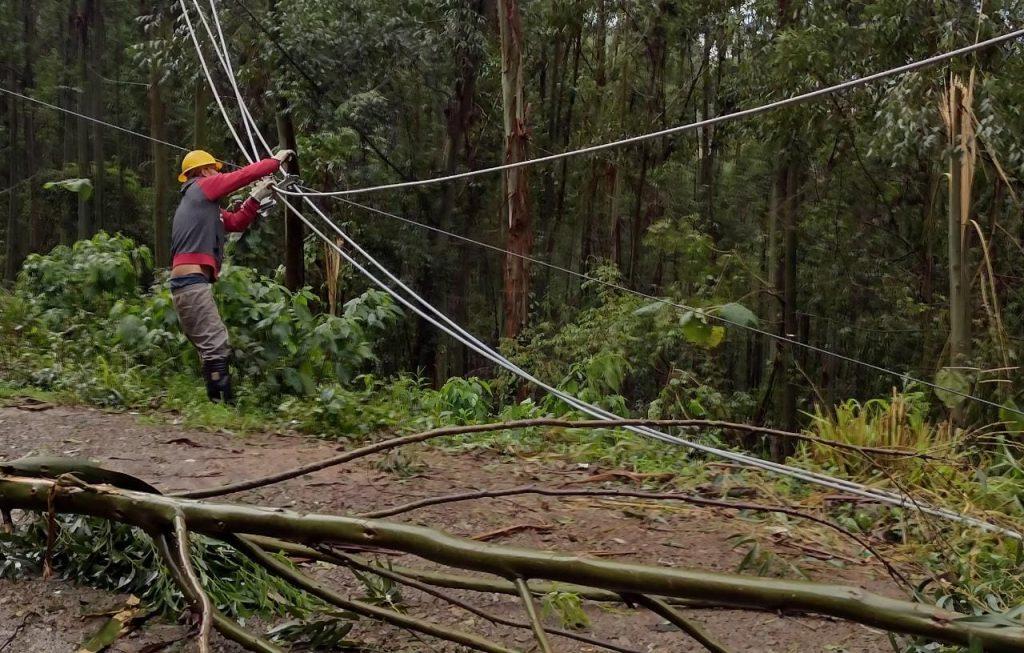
[0,404,899,652]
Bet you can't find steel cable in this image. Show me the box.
[151,0,1024,537]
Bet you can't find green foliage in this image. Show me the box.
[728,534,809,580]
[43,178,93,201]
[798,389,951,483]
[348,565,403,609]
[278,375,436,438]
[430,376,493,423]
[2,234,403,411]
[540,590,589,630]
[510,262,757,422]
[16,232,152,319]
[933,368,973,410]
[268,617,358,650]
[215,267,402,395]
[913,532,1024,626]
[0,515,322,621]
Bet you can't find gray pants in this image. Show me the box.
[171,283,230,363]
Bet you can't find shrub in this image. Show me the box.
[16,231,152,321]
[1,234,405,407]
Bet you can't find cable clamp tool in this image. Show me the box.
[257,174,302,217]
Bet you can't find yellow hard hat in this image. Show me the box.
[178,150,223,183]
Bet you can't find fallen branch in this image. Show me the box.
[361,485,910,588]
[322,546,642,653]
[152,534,284,653]
[175,418,933,499]
[626,594,733,653]
[173,514,212,653]
[0,610,37,653]
[229,535,518,653]
[472,522,553,541]
[515,577,554,653]
[249,535,742,610]
[562,470,675,485]
[3,475,1022,652]
[76,596,148,653]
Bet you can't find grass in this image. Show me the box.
[798,389,961,487]
[0,375,280,436]
[0,382,64,405]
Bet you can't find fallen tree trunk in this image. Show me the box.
[245,535,756,609]
[3,475,1023,652]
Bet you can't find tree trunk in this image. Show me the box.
[4,474,1024,652]
[548,26,581,266]
[22,0,39,255]
[497,0,531,339]
[438,3,483,377]
[60,0,75,173]
[87,0,105,231]
[149,57,169,268]
[4,68,19,282]
[779,163,800,440]
[919,168,938,374]
[276,110,304,291]
[267,0,304,291]
[75,0,92,240]
[947,86,969,366]
[772,0,803,444]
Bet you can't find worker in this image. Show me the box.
[169,148,294,403]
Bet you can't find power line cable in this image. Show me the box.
[0,85,187,152]
[187,5,1024,537]
[1,0,1009,536]
[3,6,1017,421]
[285,192,1022,537]
[179,0,255,165]
[194,0,263,158]
[280,26,1024,197]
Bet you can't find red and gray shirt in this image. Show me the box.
[170,158,281,278]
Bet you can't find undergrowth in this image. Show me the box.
[0,515,369,649]
[4,234,1024,649]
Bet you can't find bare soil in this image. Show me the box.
[0,404,902,652]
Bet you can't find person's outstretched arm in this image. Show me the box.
[196,158,281,202]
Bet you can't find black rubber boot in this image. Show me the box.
[202,359,234,405]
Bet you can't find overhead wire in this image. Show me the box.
[179,0,254,165]
[185,0,1024,537]
[0,85,187,152]
[7,68,968,411]
[197,0,262,158]
[0,0,1002,536]
[279,26,1024,197]
[188,0,1024,537]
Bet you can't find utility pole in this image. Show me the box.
[497,0,531,339]
[276,111,303,290]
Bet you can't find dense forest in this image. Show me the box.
[4,2,1024,651]
[3,0,1023,433]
